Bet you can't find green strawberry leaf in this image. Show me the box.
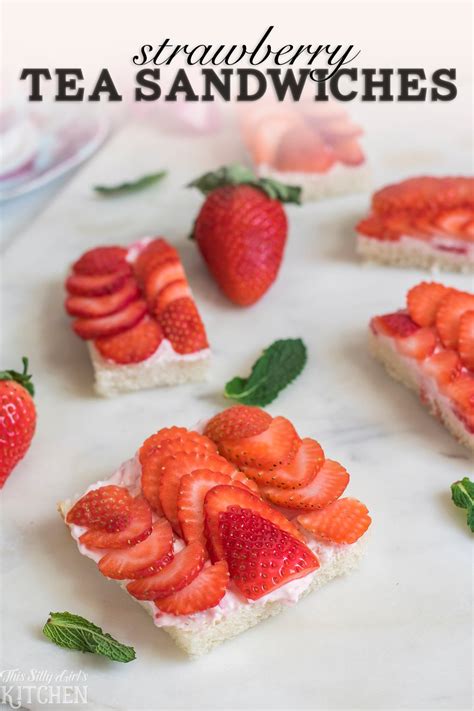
[94,171,167,196]
[224,338,307,406]
[188,164,301,204]
[451,478,474,532]
[43,612,136,663]
[0,357,34,396]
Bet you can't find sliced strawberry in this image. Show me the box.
[356,215,387,239]
[445,372,474,417]
[79,496,152,549]
[407,282,452,327]
[219,507,319,600]
[133,239,179,285]
[145,261,186,302]
[204,484,305,562]
[139,428,217,466]
[435,208,472,237]
[331,137,365,166]
[66,485,133,531]
[435,291,474,349]
[217,416,300,470]
[98,519,174,580]
[72,300,147,340]
[395,327,437,360]
[177,468,256,546]
[94,316,163,364]
[297,498,371,544]
[159,452,239,533]
[141,437,219,514]
[65,278,140,318]
[154,560,229,616]
[371,312,419,339]
[458,311,474,370]
[261,459,349,510]
[319,118,363,142]
[157,297,208,355]
[154,279,191,313]
[242,438,324,489]
[275,125,336,173]
[66,266,132,296]
[73,246,128,276]
[250,114,300,166]
[204,405,272,443]
[422,349,462,389]
[127,540,206,600]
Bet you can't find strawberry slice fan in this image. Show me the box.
[60,405,371,656]
[64,239,211,396]
[356,176,474,272]
[370,280,474,451]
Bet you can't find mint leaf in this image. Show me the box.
[188,164,301,204]
[94,171,167,196]
[43,612,136,663]
[224,338,307,406]
[451,478,474,532]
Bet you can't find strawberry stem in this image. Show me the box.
[188,164,302,205]
[0,357,35,396]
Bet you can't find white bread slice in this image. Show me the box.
[357,234,474,273]
[88,342,211,397]
[369,330,474,451]
[257,163,371,202]
[57,503,366,657]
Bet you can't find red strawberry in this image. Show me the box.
[331,137,365,166]
[249,113,300,166]
[141,437,219,515]
[261,459,349,510]
[66,485,133,531]
[219,507,319,600]
[241,437,325,489]
[435,208,472,237]
[127,540,206,600]
[0,358,36,488]
[458,311,474,370]
[139,428,217,466]
[372,312,419,338]
[154,280,191,314]
[297,498,371,544]
[436,291,474,349]
[204,484,305,562]
[319,119,363,141]
[79,497,152,549]
[155,560,229,616]
[217,416,300,470]
[407,282,452,327]
[65,278,139,318]
[145,261,186,303]
[395,327,437,360]
[372,177,474,215]
[157,297,208,354]
[204,405,272,443]
[94,316,163,365]
[98,519,174,580]
[356,215,387,240]
[73,246,128,275]
[158,452,239,533]
[72,299,147,340]
[66,266,132,296]
[190,166,300,306]
[177,468,257,546]
[422,350,462,389]
[133,239,179,285]
[445,373,474,418]
[274,125,336,173]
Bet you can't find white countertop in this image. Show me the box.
[1,114,473,711]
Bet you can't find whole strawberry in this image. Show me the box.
[189,165,301,306]
[0,357,36,488]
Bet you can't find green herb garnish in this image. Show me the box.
[451,478,474,532]
[43,612,136,663]
[94,171,167,196]
[224,338,307,406]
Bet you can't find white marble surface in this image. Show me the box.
[1,111,473,711]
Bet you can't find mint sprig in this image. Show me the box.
[224,339,307,406]
[451,478,474,532]
[188,164,301,204]
[0,357,34,396]
[94,171,167,196]
[43,612,136,663]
